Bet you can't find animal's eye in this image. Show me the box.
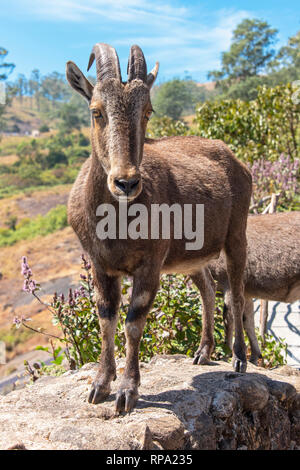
[92,110,103,119]
[145,110,153,120]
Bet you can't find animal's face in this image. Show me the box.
[66,43,158,202]
[89,79,153,201]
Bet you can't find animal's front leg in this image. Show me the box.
[115,268,160,413]
[88,269,121,404]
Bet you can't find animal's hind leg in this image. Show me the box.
[243,297,262,365]
[224,228,248,373]
[223,289,233,351]
[223,292,262,364]
[88,267,121,405]
[191,267,216,365]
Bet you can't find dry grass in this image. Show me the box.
[0,154,18,165]
[0,184,71,228]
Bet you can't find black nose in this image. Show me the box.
[114,178,140,195]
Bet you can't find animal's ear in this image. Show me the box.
[147,62,159,89]
[66,61,94,102]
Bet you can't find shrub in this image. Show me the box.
[39,124,50,133]
[147,116,188,138]
[44,149,68,168]
[194,83,300,163]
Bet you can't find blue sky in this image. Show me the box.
[1,0,299,83]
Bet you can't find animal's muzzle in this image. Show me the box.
[114,177,140,196]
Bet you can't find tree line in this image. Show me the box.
[1,18,300,127]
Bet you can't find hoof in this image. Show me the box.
[115,387,139,413]
[193,344,212,365]
[88,383,111,404]
[193,352,210,365]
[233,358,247,373]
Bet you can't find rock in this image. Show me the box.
[210,391,237,418]
[0,356,299,450]
[225,375,270,412]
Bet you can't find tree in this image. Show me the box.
[0,48,15,132]
[0,48,15,81]
[276,31,300,70]
[152,79,209,120]
[30,69,41,110]
[57,102,82,133]
[16,74,27,104]
[41,72,69,108]
[209,19,278,82]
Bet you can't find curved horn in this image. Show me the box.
[147,61,159,88]
[127,45,147,82]
[87,43,121,82]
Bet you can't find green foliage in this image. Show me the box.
[0,131,91,196]
[147,116,188,138]
[57,102,83,133]
[276,31,300,70]
[41,71,69,107]
[24,357,66,383]
[256,333,287,368]
[152,79,210,120]
[207,21,300,100]
[39,124,50,133]
[194,83,300,163]
[0,204,67,246]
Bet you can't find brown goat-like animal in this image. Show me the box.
[209,211,300,364]
[66,43,252,412]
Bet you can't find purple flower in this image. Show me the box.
[81,254,91,271]
[13,316,21,326]
[73,289,80,299]
[21,256,32,277]
[68,288,74,306]
[79,286,87,296]
[23,278,38,293]
[250,154,299,205]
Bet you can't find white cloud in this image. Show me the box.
[111,7,252,80]
[14,0,188,23]
[7,1,253,81]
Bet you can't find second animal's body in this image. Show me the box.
[209,211,300,363]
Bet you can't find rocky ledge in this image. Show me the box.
[0,355,299,450]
